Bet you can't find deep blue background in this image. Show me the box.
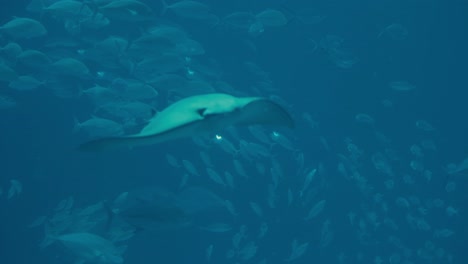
[1,0,467,263]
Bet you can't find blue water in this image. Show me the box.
[1,0,467,263]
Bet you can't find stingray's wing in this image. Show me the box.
[234,99,294,128]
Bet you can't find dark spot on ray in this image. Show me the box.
[197,108,207,116]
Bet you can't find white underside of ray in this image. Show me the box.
[138,93,259,136]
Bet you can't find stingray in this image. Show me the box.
[78,93,294,151]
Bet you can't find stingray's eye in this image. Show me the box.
[197,108,207,116]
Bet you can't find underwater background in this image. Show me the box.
[0,0,467,263]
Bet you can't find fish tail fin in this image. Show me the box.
[38,223,58,250]
[84,0,100,19]
[73,117,82,133]
[377,28,386,39]
[277,4,298,25]
[103,200,115,235]
[160,0,168,16]
[37,0,48,22]
[76,84,84,98]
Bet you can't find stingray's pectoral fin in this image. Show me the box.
[237,99,294,128]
